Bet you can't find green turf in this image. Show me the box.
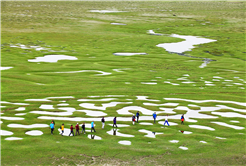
[1,1,246,165]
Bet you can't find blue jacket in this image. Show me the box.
[136,112,139,117]
[50,123,54,129]
[153,113,157,118]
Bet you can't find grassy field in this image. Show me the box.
[1,1,246,165]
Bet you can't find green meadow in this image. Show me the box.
[1,1,245,165]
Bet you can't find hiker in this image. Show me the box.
[81,122,86,134]
[132,114,136,125]
[164,114,170,126]
[136,111,140,122]
[101,117,105,129]
[61,123,64,136]
[181,114,185,125]
[50,121,54,135]
[91,121,96,132]
[113,117,117,128]
[75,123,80,135]
[153,112,157,124]
[69,125,75,136]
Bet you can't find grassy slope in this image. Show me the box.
[1,1,246,165]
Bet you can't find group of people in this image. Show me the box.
[49,112,185,136]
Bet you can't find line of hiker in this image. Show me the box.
[49,113,185,135]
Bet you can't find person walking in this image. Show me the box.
[181,114,185,125]
[164,114,170,126]
[61,123,64,136]
[101,117,105,129]
[136,111,140,123]
[132,114,136,125]
[75,123,80,136]
[113,117,117,128]
[91,121,96,132]
[153,112,157,124]
[50,121,55,135]
[81,122,86,134]
[69,125,75,136]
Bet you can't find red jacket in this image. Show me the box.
[75,124,79,130]
[70,126,74,131]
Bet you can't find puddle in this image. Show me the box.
[211,122,244,130]
[39,104,54,109]
[164,98,246,107]
[155,33,216,54]
[5,137,23,140]
[47,96,74,99]
[136,96,160,102]
[179,146,188,150]
[158,121,178,126]
[0,130,14,136]
[0,116,24,120]
[148,30,163,36]
[143,102,179,107]
[188,104,199,107]
[211,112,246,119]
[108,124,130,127]
[118,140,131,145]
[141,82,157,85]
[0,101,29,105]
[88,134,102,140]
[205,84,215,86]
[215,136,226,139]
[0,121,2,124]
[90,10,127,13]
[117,106,155,115]
[31,110,73,116]
[200,141,207,143]
[139,122,153,125]
[107,129,134,137]
[139,129,163,138]
[25,130,43,136]
[77,110,107,116]
[78,98,117,102]
[57,103,69,106]
[53,70,111,76]
[169,140,179,143]
[79,102,132,110]
[180,131,192,134]
[230,120,240,123]
[7,124,49,128]
[15,107,26,111]
[213,76,223,79]
[28,55,77,63]
[233,83,244,85]
[15,113,26,116]
[58,128,73,136]
[111,23,126,25]
[189,125,215,131]
[114,53,147,56]
[1,67,13,70]
[215,105,246,113]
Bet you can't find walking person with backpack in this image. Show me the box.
[69,125,75,136]
[132,114,136,125]
[91,121,96,132]
[81,122,86,134]
[60,123,64,136]
[113,117,117,127]
[153,112,157,124]
[136,111,140,123]
[164,114,170,126]
[101,117,105,129]
[50,121,55,135]
[181,114,185,125]
[75,123,80,135]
